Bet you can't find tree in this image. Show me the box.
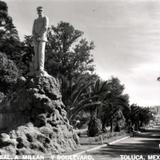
[63,73,99,121]
[87,116,102,137]
[99,77,129,132]
[0,52,19,94]
[61,76,109,136]
[130,104,154,131]
[45,21,95,78]
[0,1,21,95]
[0,1,21,63]
[19,35,34,75]
[86,79,111,136]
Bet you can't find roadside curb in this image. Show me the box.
[73,136,130,155]
[109,136,130,145]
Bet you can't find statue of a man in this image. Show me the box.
[32,6,49,75]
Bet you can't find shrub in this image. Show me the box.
[114,123,120,132]
[0,52,19,93]
[87,117,102,137]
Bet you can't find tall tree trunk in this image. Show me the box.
[90,106,97,119]
[102,119,106,132]
[110,120,113,132]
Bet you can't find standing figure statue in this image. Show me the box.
[32,6,49,76]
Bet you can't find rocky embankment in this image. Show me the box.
[0,75,79,155]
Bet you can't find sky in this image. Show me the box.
[4,0,160,106]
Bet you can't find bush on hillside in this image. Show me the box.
[0,52,19,93]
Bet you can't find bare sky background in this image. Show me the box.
[4,0,160,106]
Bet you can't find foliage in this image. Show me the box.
[130,104,154,131]
[0,1,21,63]
[87,117,102,137]
[45,21,95,78]
[0,52,19,93]
[19,35,34,75]
[0,1,21,95]
[99,77,129,132]
[65,75,129,134]
[62,73,99,120]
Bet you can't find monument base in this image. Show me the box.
[0,75,79,155]
[27,70,51,78]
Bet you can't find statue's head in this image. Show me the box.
[37,6,43,16]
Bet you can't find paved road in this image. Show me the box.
[86,126,160,160]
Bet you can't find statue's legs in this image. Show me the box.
[38,41,46,71]
[31,41,50,77]
[33,41,39,71]
[33,41,46,72]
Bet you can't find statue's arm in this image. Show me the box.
[39,16,49,36]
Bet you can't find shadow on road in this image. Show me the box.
[90,126,160,158]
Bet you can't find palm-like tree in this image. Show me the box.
[66,78,109,122]
[64,76,130,135]
[61,77,110,136]
[130,104,153,131]
[99,77,129,132]
[100,94,129,132]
